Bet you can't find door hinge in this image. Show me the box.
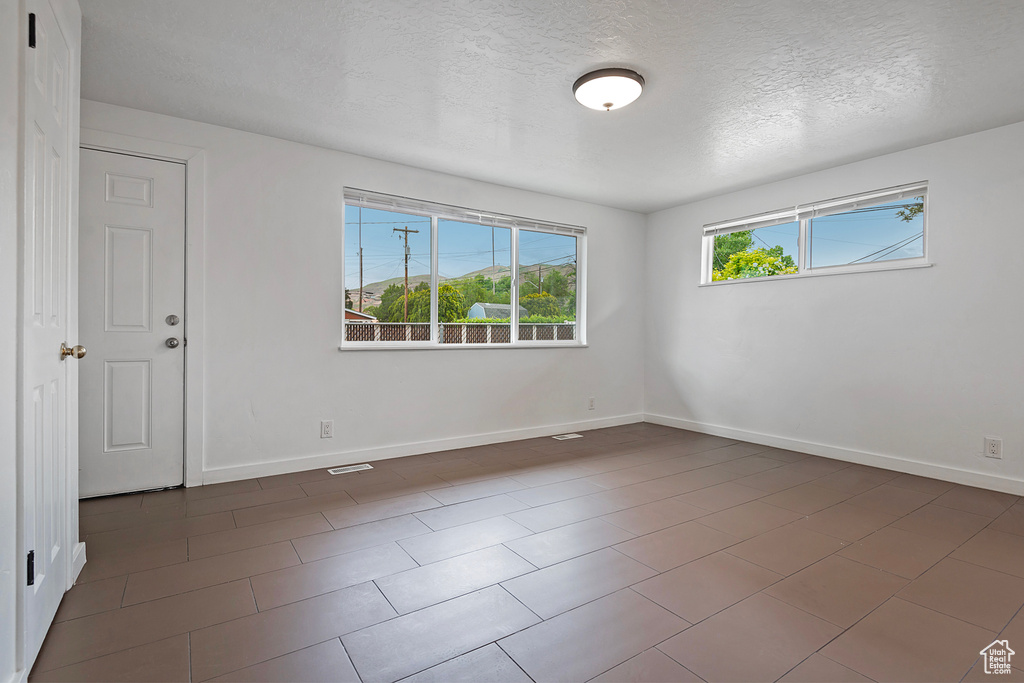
[28,13,36,49]
[27,550,35,586]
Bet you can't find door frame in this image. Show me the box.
[79,130,206,488]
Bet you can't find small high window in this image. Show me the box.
[703,183,927,283]
[343,189,585,347]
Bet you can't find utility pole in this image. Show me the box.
[491,227,496,295]
[537,263,543,295]
[393,226,419,322]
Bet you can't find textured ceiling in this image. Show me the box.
[80,0,1024,213]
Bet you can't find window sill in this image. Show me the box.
[338,342,587,351]
[699,261,932,287]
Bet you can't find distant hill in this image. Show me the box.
[350,262,570,310]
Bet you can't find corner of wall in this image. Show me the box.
[641,121,1024,494]
[639,210,653,419]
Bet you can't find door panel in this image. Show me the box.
[22,0,72,666]
[104,360,152,451]
[105,225,152,330]
[79,149,185,497]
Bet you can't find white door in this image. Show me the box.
[21,0,76,666]
[79,149,186,497]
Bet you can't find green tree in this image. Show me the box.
[713,246,797,281]
[563,291,576,318]
[379,282,465,323]
[455,277,490,307]
[437,283,466,322]
[520,273,541,295]
[388,286,430,322]
[896,197,924,222]
[377,284,404,322]
[543,270,569,298]
[713,231,753,271]
[519,292,560,317]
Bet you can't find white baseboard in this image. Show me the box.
[644,413,1024,496]
[71,542,87,585]
[201,413,644,485]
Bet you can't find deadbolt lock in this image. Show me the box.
[166,314,180,326]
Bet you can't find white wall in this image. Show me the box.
[646,121,1024,493]
[81,101,647,483]
[1,3,22,681]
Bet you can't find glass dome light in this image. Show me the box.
[572,68,645,111]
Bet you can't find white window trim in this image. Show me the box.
[701,182,929,285]
[341,188,586,349]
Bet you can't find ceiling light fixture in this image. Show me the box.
[572,68,645,111]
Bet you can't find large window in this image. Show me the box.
[703,183,927,283]
[343,189,585,347]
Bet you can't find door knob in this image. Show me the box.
[60,342,87,360]
[166,337,180,348]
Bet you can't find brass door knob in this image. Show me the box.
[60,343,87,360]
[166,337,180,348]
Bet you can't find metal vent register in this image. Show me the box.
[328,464,373,475]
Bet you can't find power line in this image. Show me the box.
[867,234,922,262]
[847,232,921,264]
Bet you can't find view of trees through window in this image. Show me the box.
[516,229,577,321]
[343,200,579,343]
[712,222,798,281]
[711,194,925,281]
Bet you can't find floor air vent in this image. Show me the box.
[328,464,373,475]
[552,433,583,440]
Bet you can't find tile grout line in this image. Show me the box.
[644,483,1015,679]
[198,439,748,537]
[961,600,1024,682]
[337,636,367,683]
[59,428,1017,682]
[779,506,1011,682]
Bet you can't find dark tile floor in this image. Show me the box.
[31,424,1024,682]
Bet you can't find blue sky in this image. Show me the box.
[344,206,577,289]
[809,198,924,267]
[732,198,924,268]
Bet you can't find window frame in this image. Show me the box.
[341,188,587,349]
[701,182,929,285]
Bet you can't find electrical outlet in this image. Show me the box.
[321,420,334,439]
[588,397,595,410]
[985,437,1002,459]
